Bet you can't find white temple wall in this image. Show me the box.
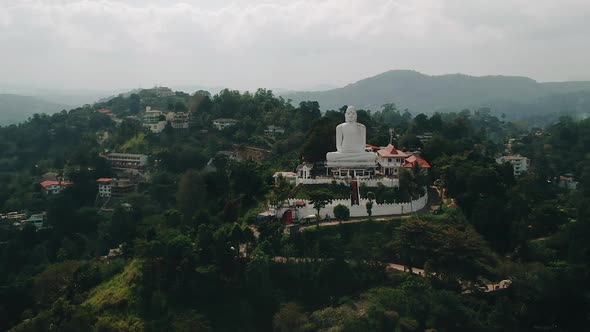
[295,177,399,187]
[281,191,428,219]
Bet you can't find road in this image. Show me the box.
[272,256,509,293]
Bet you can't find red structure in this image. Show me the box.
[351,180,359,206]
[282,210,293,225]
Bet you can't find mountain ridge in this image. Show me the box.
[282,70,590,117]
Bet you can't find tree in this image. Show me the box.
[333,204,350,222]
[366,191,376,218]
[176,170,207,224]
[308,190,333,228]
[273,302,309,332]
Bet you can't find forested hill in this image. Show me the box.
[283,70,590,118]
[0,94,70,125]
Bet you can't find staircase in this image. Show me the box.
[351,180,360,206]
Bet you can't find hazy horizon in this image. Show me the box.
[2,0,590,92]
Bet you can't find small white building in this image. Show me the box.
[97,178,136,197]
[39,180,73,195]
[558,175,578,190]
[142,108,168,133]
[265,125,285,136]
[496,155,530,176]
[166,112,190,129]
[296,163,313,179]
[273,172,297,184]
[212,118,238,130]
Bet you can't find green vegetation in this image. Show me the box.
[1,86,590,331]
[285,70,590,123]
[333,204,350,221]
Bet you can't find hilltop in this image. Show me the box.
[283,70,590,118]
[0,94,71,125]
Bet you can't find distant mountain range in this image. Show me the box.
[282,70,590,119]
[0,94,70,125]
[3,70,590,125]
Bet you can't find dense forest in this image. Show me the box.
[0,87,589,331]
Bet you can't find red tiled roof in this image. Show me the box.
[377,144,408,158]
[403,155,431,169]
[366,144,380,151]
[96,178,113,183]
[40,180,73,188]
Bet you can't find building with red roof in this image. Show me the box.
[97,178,135,197]
[376,144,431,176]
[376,144,410,176]
[403,155,432,169]
[39,180,73,195]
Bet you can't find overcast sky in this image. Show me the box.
[1,0,590,92]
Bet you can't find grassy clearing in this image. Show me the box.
[84,259,143,312]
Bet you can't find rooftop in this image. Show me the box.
[40,180,73,188]
[377,144,409,158]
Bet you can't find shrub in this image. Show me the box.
[333,204,350,221]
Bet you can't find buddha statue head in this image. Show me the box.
[345,106,357,123]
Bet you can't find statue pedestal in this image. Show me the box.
[326,159,377,168]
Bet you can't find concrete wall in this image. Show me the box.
[281,191,428,219]
[296,177,399,187]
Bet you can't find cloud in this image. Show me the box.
[0,0,589,91]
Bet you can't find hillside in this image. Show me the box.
[0,94,70,125]
[283,70,590,117]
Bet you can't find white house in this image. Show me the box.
[97,178,136,197]
[558,175,578,190]
[212,118,238,130]
[265,125,285,136]
[377,144,409,176]
[143,107,167,133]
[273,172,297,184]
[296,163,313,180]
[166,112,190,129]
[39,180,73,195]
[106,153,149,170]
[496,155,530,176]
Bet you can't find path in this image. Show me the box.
[272,256,509,293]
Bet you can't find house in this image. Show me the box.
[24,213,47,229]
[264,125,285,136]
[40,180,73,195]
[377,144,409,176]
[143,107,167,133]
[296,163,314,179]
[97,109,117,121]
[496,155,530,176]
[416,132,433,144]
[273,172,297,184]
[403,154,432,170]
[166,112,190,129]
[97,131,109,145]
[558,175,578,190]
[97,178,136,197]
[106,153,149,170]
[212,118,238,130]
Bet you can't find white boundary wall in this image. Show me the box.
[296,177,399,187]
[280,191,428,218]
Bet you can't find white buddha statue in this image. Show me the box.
[326,106,376,166]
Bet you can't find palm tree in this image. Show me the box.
[402,162,428,214]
